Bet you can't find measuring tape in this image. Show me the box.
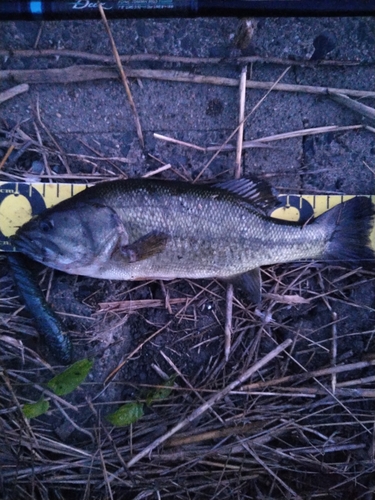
[1,181,374,251]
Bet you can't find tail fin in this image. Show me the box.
[318,196,375,267]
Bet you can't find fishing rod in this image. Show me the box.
[1,0,374,21]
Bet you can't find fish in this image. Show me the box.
[12,177,375,301]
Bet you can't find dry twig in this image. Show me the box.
[1,65,374,98]
[224,64,248,362]
[0,83,29,104]
[0,49,367,67]
[97,2,144,148]
[127,338,292,468]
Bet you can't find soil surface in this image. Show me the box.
[0,14,374,500]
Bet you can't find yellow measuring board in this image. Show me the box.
[0,181,374,251]
[0,182,88,251]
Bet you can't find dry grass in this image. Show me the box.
[1,17,375,500]
[1,260,375,499]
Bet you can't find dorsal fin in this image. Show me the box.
[214,177,280,214]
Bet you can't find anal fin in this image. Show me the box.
[228,268,262,304]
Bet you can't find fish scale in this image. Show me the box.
[12,178,375,283]
[81,180,325,279]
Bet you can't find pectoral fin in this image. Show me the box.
[120,230,169,263]
[228,268,262,304]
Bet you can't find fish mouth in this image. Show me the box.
[11,233,59,265]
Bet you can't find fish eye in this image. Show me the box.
[39,219,54,232]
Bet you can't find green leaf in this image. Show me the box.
[47,359,93,396]
[23,398,49,419]
[146,375,176,406]
[106,402,144,427]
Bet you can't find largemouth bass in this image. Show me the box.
[12,178,375,290]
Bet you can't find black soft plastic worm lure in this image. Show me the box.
[8,253,72,364]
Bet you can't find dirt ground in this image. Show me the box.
[1,14,375,500]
